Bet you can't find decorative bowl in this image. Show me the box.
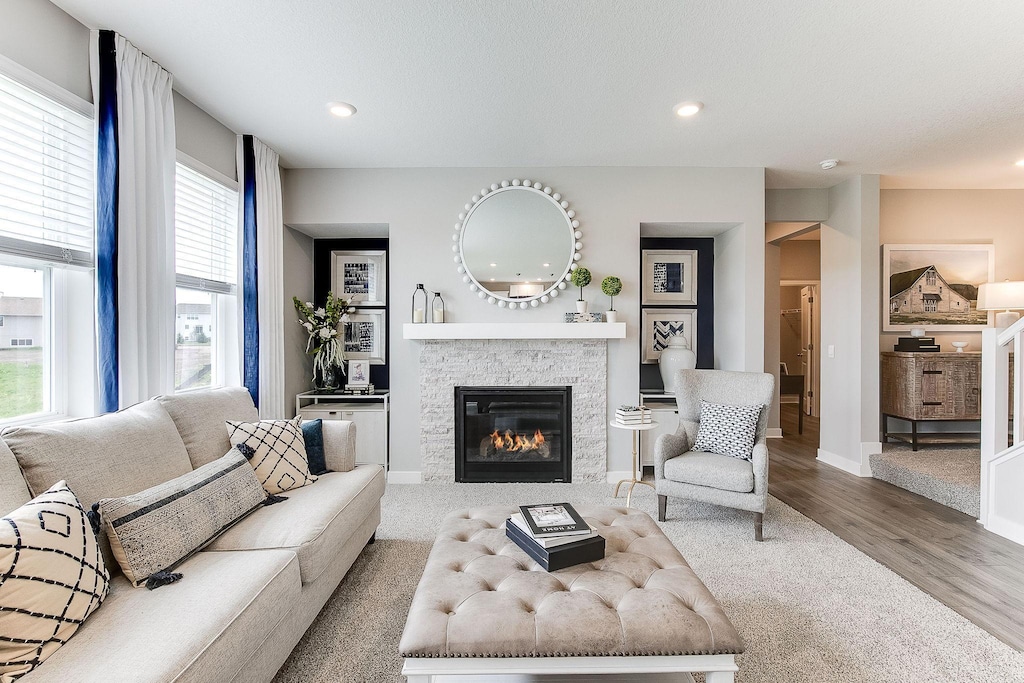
[951,341,969,353]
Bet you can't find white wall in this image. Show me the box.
[282,226,314,416]
[819,176,881,475]
[0,0,237,180]
[283,166,766,475]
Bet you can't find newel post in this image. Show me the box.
[980,328,1009,525]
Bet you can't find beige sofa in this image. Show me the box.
[0,386,385,683]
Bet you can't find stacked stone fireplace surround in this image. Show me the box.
[418,339,608,482]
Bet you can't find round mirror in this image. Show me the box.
[454,180,582,309]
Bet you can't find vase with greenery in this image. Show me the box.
[601,275,622,323]
[570,266,592,314]
[293,291,354,390]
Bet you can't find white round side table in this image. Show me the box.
[609,420,659,507]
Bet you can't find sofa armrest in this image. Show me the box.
[320,420,357,473]
[654,428,690,481]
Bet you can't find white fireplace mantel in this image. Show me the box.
[402,322,626,340]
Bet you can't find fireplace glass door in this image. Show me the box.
[455,386,571,483]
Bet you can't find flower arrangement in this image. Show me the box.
[293,292,354,389]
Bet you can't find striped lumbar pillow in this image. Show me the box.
[0,481,109,680]
[97,448,267,588]
[227,417,318,495]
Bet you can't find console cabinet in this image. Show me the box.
[296,392,389,468]
[880,352,980,450]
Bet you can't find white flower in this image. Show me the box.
[329,329,338,336]
[303,322,313,331]
[315,307,326,317]
[319,328,330,339]
[341,314,350,323]
[306,302,314,308]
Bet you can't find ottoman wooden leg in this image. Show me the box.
[657,494,667,522]
[754,512,763,542]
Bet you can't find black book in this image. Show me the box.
[506,521,605,571]
[517,503,590,537]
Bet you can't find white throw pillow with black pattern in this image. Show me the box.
[227,417,318,495]
[692,401,763,460]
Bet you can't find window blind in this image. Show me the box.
[0,72,94,268]
[175,162,237,294]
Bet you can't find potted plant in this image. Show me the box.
[293,291,355,390]
[601,276,622,323]
[570,266,592,314]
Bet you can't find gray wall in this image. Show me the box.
[0,0,236,180]
[283,166,766,477]
[282,226,314,416]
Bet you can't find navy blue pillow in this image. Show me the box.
[301,419,329,475]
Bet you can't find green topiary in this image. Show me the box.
[570,266,592,301]
[601,276,622,310]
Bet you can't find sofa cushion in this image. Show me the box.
[156,387,260,469]
[99,449,267,587]
[206,465,385,584]
[227,417,318,495]
[18,549,300,683]
[0,482,109,681]
[663,451,755,493]
[0,439,30,514]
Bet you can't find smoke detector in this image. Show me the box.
[819,159,839,170]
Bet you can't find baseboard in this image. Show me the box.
[767,427,783,439]
[986,514,1024,547]
[387,470,422,484]
[816,448,871,477]
[606,470,634,484]
[859,441,880,477]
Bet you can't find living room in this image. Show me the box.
[2,1,1024,682]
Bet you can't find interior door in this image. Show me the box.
[800,286,816,414]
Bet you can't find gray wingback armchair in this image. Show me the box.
[654,369,775,541]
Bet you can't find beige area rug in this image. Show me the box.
[273,483,1024,682]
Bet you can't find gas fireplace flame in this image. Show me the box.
[489,428,546,452]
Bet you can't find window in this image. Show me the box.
[0,67,93,423]
[926,271,936,286]
[174,160,238,391]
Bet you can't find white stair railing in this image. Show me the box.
[980,317,1024,545]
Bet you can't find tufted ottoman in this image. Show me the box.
[399,505,744,682]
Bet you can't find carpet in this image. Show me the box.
[273,483,1023,682]
[871,444,980,516]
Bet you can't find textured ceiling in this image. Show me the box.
[51,0,1024,188]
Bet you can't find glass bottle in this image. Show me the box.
[411,284,427,323]
[431,292,445,323]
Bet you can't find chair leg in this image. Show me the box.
[657,495,667,522]
[754,512,763,542]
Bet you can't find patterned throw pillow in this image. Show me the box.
[97,448,268,588]
[227,417,318,494]
[691,401,763,460]
[0,481,109,680]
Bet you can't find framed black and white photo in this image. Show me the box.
[330,250,387,307]
[883,243,994,331]
[341,310,385,364]
[642,309,697,364]
[642,249,697,305]
[346,360,371,387]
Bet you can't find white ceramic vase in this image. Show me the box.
[605,310,618,323]
[659,336,697,394]
[576,300,589,314]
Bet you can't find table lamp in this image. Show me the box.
[978,281,1024,328]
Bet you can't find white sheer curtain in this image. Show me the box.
[237,135,285,418]
[91,31,176,408]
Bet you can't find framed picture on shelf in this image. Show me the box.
[642,309,697,364]
[883,243,994,331]
[331,250,387,307]
[642,249,697,305]
[346,360,371,387]
[341,310,385,364]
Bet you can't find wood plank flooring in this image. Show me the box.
[770,404,1024,651]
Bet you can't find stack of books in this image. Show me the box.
[615,405,652,426]
[894,337,939,352]
[505,503,605,571]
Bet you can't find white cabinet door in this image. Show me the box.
[640,408,679,467]
[300,403,388,468]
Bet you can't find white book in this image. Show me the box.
[509,513,598,548]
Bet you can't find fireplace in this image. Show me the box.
[455,386,572,483]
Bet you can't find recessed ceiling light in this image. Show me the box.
[542,263,550,267]
[490,263,497,267]
[490,278,496,281]
[1016,159,1024,167]
[674,101,703,117]
[328,102,356,118]
[819,159,839,170]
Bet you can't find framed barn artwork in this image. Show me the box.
[642,249,697,305]
[883,244,995,332]
[642,309,697,364]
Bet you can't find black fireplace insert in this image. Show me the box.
[455,386,571,483]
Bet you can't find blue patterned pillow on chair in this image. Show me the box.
[692,401,763,460]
